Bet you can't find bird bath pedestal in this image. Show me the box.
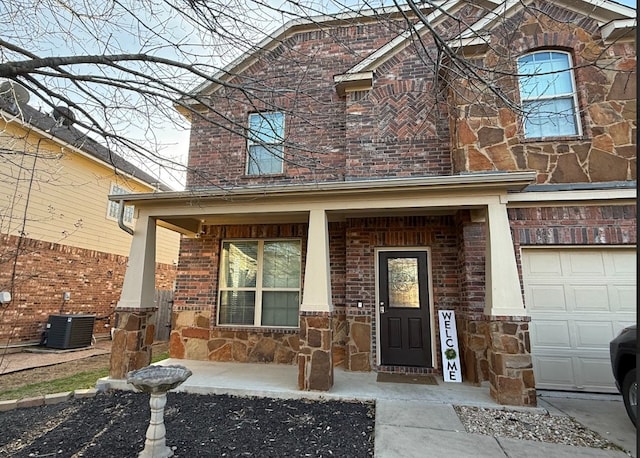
[127,365,192,458]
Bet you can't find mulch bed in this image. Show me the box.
[0,391,375,457]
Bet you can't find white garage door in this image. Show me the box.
[522,248,636,393]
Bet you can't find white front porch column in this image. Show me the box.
[110,212,158,379]
[299,209,334,391]
[118,212,157,309]
[301,209,332,313]
[484,201,525,316]
[484,201,535,407]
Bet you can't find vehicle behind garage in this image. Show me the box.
[610,325,637,426]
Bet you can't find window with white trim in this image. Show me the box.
[247,112,284,175]
[107,184,134,224]
[218,240,301,327]
[517,51,580,139]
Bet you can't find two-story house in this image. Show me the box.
[108,0,636,405]
[0,91,180,347]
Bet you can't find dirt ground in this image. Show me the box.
[0,354,111,392]
[0,341,167,393]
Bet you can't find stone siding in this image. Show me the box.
[451,2,636,184]
[298,312,334,391]
[487,317,535,407]
[109,309,156,379]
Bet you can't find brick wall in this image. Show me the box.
[186,21,403,189]
[344,216,460,373]
[509,205,637,246]
[0,234,176,344]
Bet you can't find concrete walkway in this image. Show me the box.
[99,358,637,457]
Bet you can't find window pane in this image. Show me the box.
[523,98,578,138]
[248,145,283,175]
[387,257,420,308]
[108,201,119,219]
[222,241,257,287]
[518,52,573,98]
[249,112,284,143]
[261,291,299,327]
[219,291,255,325]
[263,241,301,288]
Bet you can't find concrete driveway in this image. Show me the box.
[539,391,637,457]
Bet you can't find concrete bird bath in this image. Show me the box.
[127,364,192,458]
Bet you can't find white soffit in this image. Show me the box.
[600,18,637,42]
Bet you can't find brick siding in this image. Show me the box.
[0,234,176,344]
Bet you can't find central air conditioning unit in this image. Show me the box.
[45,314,95,349]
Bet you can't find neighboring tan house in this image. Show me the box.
[108,0,636,406]
[0,94,181,346]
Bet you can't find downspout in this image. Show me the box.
[117,199,134,235]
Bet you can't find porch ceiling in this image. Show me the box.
[158,206,459,234]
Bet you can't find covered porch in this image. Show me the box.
[108,172,538,405]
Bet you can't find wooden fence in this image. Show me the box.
[154,289,174,341]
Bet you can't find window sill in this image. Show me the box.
[520,135,589,143]
[241,173,286,179]
[215,325,299,334]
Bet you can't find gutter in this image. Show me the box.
[109,172,538,205]
[117,199,134,235]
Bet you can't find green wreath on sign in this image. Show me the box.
[444,348,457,360]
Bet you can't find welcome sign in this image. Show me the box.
[438,310,462,383]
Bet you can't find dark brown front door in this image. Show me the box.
[379,250,432,367]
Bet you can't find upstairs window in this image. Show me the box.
[247,112,284,175]
[107,184,134,224]
[218,240,301,327]
[517,51,580,139]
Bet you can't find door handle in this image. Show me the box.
[380,302,385,314]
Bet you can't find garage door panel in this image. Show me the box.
[526,252,562,275]
[530,321,570,348]
[523,247,636,393]
[573,321,614,348]
[527,285,567,311]
[609,252,637,274]
[570,285,610,311]
[612,285,636,311]
[563,252,606,275]
[576,358,617,391]
[533,356,576,387]
[613,320,636,333]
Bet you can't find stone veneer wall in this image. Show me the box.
[169,309,300,363]
[109,309,156,378]
[346,314,372,371]
[0,233,176,344]
[451,3,636,184]
[298,312,333,391]
[487,317,535,406]
[332,307,347,368]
